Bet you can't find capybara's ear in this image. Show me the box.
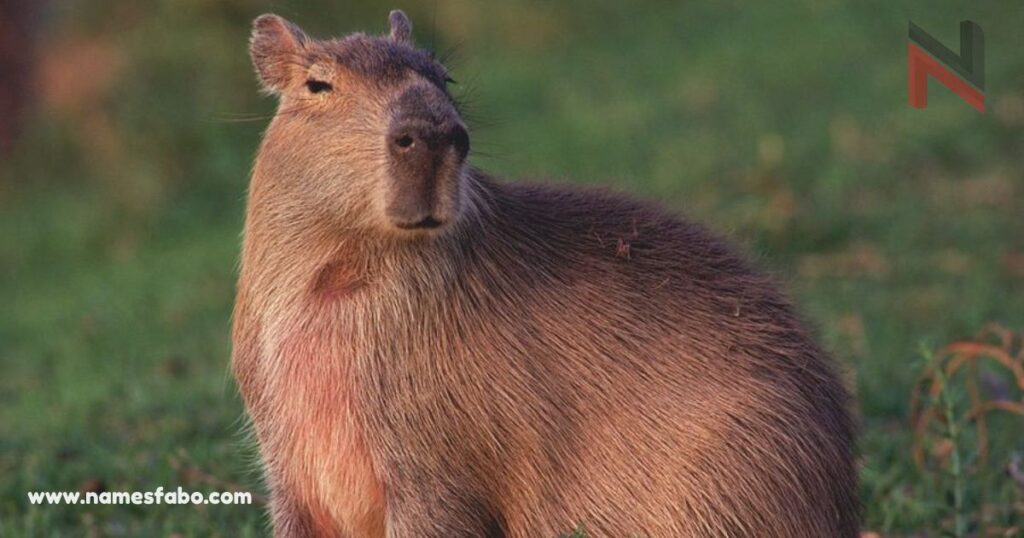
[388,10,412,45]
[250,14,309,93]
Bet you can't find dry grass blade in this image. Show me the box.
[911,324,1024,470]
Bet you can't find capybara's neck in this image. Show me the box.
[240,165,491,304]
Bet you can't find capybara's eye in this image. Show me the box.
[305,79,333,94]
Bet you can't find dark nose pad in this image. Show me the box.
[388,122,470,163]
[385,120,469,229]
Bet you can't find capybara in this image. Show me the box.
[232,9,859,538]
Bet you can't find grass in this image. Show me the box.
[922,344,969,537]
[1,0,1023,535]
[911,329,1024,535]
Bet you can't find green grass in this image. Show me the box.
[2,0,1023,535]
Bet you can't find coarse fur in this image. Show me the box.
[233,10,860,538]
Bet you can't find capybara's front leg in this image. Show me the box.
[385,491,505,538]
[268,487,318,538]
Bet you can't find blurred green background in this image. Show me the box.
[1,0,1022,536]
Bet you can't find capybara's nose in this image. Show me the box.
[385,118,469,229]
[388,120,469,165]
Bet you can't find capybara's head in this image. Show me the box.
[250,10,469,236]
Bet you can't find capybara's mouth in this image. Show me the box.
[394,216,444,230]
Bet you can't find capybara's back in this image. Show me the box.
[233,10,859,538]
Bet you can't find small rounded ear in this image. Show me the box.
[250,14,309,93]
[388,10,412,44]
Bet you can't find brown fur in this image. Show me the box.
[233,10,859,538]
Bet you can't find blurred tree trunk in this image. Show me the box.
[0,0,41,155]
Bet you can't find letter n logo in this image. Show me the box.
[908,20,985,112]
